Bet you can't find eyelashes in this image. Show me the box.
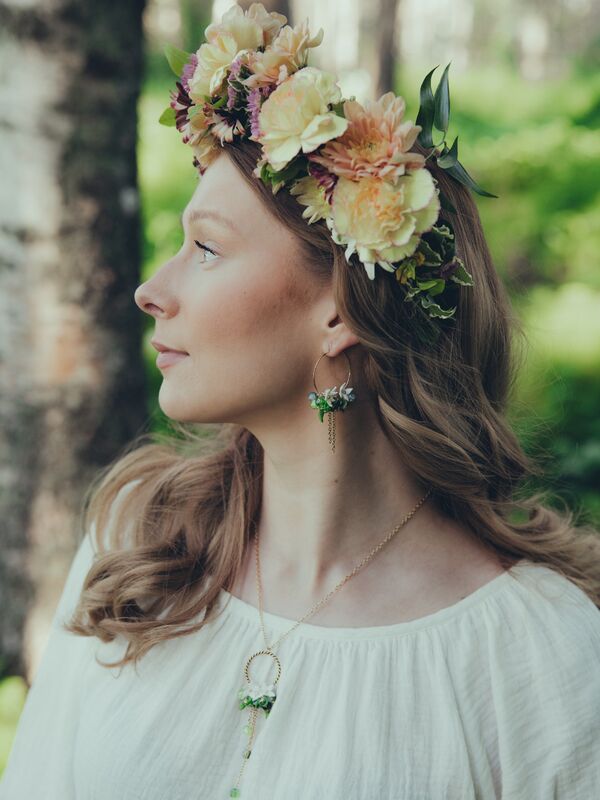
[194,240,218,261]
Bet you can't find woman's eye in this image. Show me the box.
[194,240,219,263]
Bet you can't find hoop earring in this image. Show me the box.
[307,350,356,453]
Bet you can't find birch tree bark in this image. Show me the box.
[0,0,147,684]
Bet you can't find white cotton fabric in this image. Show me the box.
[2,519,600,799]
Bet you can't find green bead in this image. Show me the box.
[243,724,251,735]
[230,789,241,797]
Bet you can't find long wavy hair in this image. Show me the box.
[64,137,600,670]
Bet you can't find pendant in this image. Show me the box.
[237,648,281,716]
[230,649,281,797]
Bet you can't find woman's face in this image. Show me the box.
[134,151,332,426]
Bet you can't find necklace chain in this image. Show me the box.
[229,488,431,797]
[254,488,432,652]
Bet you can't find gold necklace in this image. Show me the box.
[228,489,431,798]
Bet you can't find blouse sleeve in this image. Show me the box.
[491,566,600,799]
[0,481,139,798]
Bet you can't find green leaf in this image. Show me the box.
[415,65,438,150]
[433,62,451,134]
[331,100,347,117]
[449,259,474,286]
[428,279,446,297]
[416,279,439,291]
[211,94,227,109]
[437,135,458,168]
[420,294,456,319]
[158,106,177,127]
[417,239,442,265]
[163,43,192,78]
[443,160,498,198]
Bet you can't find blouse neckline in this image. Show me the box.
[218,558,535,641]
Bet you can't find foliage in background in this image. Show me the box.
[139,44,600,524]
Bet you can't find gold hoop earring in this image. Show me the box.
[307,350,356,453]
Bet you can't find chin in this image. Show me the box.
[156,388,224,425]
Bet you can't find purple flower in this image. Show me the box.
[227,83,238,110]
[307,160,338,204]
[181,53,198,93]
[247,87,263,138]
[169,81,193,134]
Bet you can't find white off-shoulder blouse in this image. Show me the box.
[1,503,600,799]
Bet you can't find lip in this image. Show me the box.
[156,351,189,369]
[151,339,188,354]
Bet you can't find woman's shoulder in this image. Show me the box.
[478,560,600,796]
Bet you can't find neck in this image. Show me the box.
[244,396,435,601]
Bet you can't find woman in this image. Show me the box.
[2,5,599,799]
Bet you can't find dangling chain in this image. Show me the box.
[328,410,336,453]
[228,488,432,797]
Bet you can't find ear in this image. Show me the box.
[322,311,361,358]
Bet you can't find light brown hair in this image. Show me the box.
[64,138,600,670]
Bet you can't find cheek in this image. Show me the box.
[183,265,312,403]
[188,268,301,348]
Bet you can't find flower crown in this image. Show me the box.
[159,2,497,321]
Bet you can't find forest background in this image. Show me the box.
[0,0,598,772]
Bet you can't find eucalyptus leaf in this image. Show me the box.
[416,65,438,150]
[437,135,459,168]
[443,160,498,198]
[158,106,177,127]
[433,63,451,134]
[163,43,192,78]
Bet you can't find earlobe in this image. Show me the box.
[324,328,361,359]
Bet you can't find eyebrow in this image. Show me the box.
[181,208,240,235]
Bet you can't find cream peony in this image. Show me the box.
[204,2,285,49]
[330,168,441,279]
[188,31,240,101]
[188,3,287,101]
[258,67,349,171]
[310,92,425,182]
[244,20,324,89]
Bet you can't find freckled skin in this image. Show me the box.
[134,152,342,427]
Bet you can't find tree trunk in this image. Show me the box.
[376,0,400,95]
[0,0,148,684]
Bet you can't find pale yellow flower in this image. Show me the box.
[330,169,440,279]
[258,67,349,171]
[188,31,239,101]
[191,132,222,173]
[244,20,324,89]
[289,175,331,224]
[310,92,425,182]
[244,3,288,45]
[204,3,268,50]
[188,3,287,101]
[181,103,211,147]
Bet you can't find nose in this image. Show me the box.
[134,274,178,319]
[134,282,162,318]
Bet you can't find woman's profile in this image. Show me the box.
[1,4,599,799]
